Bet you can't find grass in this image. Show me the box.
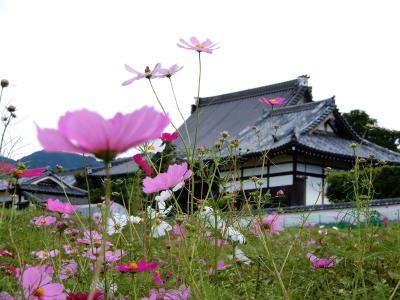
[1,206,400,299]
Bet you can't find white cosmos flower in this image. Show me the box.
[96,279,118,293]
[146,139,165,154]
[152,220,172,238]
[223,226,246,244]
[155,190,172,202]
[147,205,172,220]
[172,182,184,192]
[107,213,128,235]
[129,216,143,224]
[228,247,252,265]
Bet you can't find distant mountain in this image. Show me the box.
[18,151,103,171]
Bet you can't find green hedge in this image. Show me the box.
[326,165,400,203]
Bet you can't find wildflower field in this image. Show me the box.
[1,37,400,299]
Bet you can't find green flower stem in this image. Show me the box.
[88,161,111,300]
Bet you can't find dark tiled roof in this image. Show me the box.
[89,157,138,176]
[22,192,88,205]
[233,99,400,163]
[18,172,88,196]
[175,76,312,152]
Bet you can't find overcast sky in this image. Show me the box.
[1,0,399,160]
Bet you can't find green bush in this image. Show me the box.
[327,165,400,203]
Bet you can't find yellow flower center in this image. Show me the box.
[33,287,45,296]
[42,252,49,258]
[65,268,71,274]
[148,145,156,151]
[39,219,46,224]
[94,238,102,244]
[196,44,204,49]
[129,262,138,270]
[15,169,24,175]
[270,99,277,103]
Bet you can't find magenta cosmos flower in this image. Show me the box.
[22,266,65,299]
[0,162,44,178]
[143,163,192,194]
[253,214,284,236]
[122,63,161,86]
[160,131,179,142]
[133,153,154,175]
[116,259,158,273]
[177,37,219,54]
[66,291,103,300]
[0,250,12,256]
[258,96,285,106]
[307,253,335,269]
[31,216,57,227]
[37,106,169,161]
[46,199,76,216]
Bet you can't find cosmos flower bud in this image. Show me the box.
[145,66,152,78]
[230,139,240,148]
[350,143,357,149]
[7,105,16,113]
[221,131,229,138]
[1,79,9,88]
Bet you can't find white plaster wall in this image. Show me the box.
[306,176,323,205]
[269,175,292,187]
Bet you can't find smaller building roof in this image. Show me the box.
[89,157,139,176]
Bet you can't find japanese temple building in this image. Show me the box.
[174,76,400,207]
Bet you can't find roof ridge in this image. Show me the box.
[300,102,337,134]
[198,79,299,107]
[265,97,335,117]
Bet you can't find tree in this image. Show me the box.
[343,110,400,152]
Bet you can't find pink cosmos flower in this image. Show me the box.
[0,292,13,300]
[60,260,77,280]
[307,239,317,246]
[208,260,228,275]
[45,199,76,217]
[31,216,57,227]
[160,132,179,142]
[122,63,161,86]
[37,106,170,161]
[116,259,158,273]
[76,230,111,247]
[258,96,285,106]
[22,266,65,300]
[383,216,389,227]
[64,228,80,235]
[0,162,44,178]
[104,249,126,263]
[253,214,284,236]
[0,250,12,256]
[172,224,186,236]
[143,163,192,194]
[133,153,154,175]
[153,271,164,286]
[164,285,191,300]
[307,253,335,269]
[177,37,219,54]
[156,64,183,78]
[31,250,59,260]
[63,245,76,255]
[66,291,103,300]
